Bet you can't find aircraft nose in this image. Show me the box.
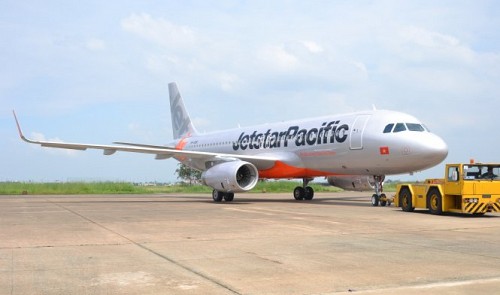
[423,134,448,164]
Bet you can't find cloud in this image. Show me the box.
[216,72,242,92]
[30,132,78,156]
[402,26,459,48]
[352,61,368,78]
[397,26,475,64]
[258,45,299,71]
[301,40,324,54]
[121,13,197,49]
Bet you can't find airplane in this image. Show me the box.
[13,82,448,204]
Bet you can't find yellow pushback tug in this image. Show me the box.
[394,162,500,215]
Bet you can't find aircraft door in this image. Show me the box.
[349,115,371,150]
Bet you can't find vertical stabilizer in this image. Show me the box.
[169,82,198,139]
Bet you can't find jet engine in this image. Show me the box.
[202,161,259,192]
[327,175,381,191]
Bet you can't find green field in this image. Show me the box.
[0,180,399,195]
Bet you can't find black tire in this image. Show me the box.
[371,194,379,206]
[400,187,414,212]
[427,188,442,215]
[212,190,223,202]
[224,192,234,202]
[304,186,314,200]
[380,193,387,207]
[293,186,305,200]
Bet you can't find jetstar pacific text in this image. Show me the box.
[232,121,349,151]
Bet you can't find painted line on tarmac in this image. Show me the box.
[223,207,277,216]
[410,277,500,289]
[333,277,500,294]
[47,199,242,295]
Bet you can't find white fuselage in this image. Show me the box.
[173,109,448,178]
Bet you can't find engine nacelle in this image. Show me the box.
[202,161,259,193]
[327,175,382,191]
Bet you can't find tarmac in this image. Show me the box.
[1,192,500,295]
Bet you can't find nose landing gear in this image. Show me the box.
[371,175,391,206]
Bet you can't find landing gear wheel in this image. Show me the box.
[400,187,414,212]
[293,186,305,200]
[371,175,386,207]
[304,186,314,200]
[212,190,223,202]
[224,192,234,202]
[427,188,442,215]
[380,193,387,207]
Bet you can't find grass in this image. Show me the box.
[0,182,141,195]
[0,180,400,195]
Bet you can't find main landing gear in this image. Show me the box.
[211,177,316,202]
[371,175,390,206]
[293,178,315,200]
[212,190,234,202]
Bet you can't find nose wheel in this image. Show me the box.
[371,175,388,206]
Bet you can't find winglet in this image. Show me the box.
[12,110,36,144]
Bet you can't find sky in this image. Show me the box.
[1,1,500,183]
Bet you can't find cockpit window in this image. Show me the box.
[406,123,425,132]
[384,122,428,133]
[393,123,407,132]
[383,124,394,133]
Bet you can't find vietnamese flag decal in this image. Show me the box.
[379,146,390,155]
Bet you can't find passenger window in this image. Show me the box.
[393,123,407,133]
[383,124,394,133]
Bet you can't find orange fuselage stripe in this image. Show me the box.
[259,161,339,179]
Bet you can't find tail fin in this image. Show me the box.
[169,82,198,139]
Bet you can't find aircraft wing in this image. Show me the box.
[13,111,278,167]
